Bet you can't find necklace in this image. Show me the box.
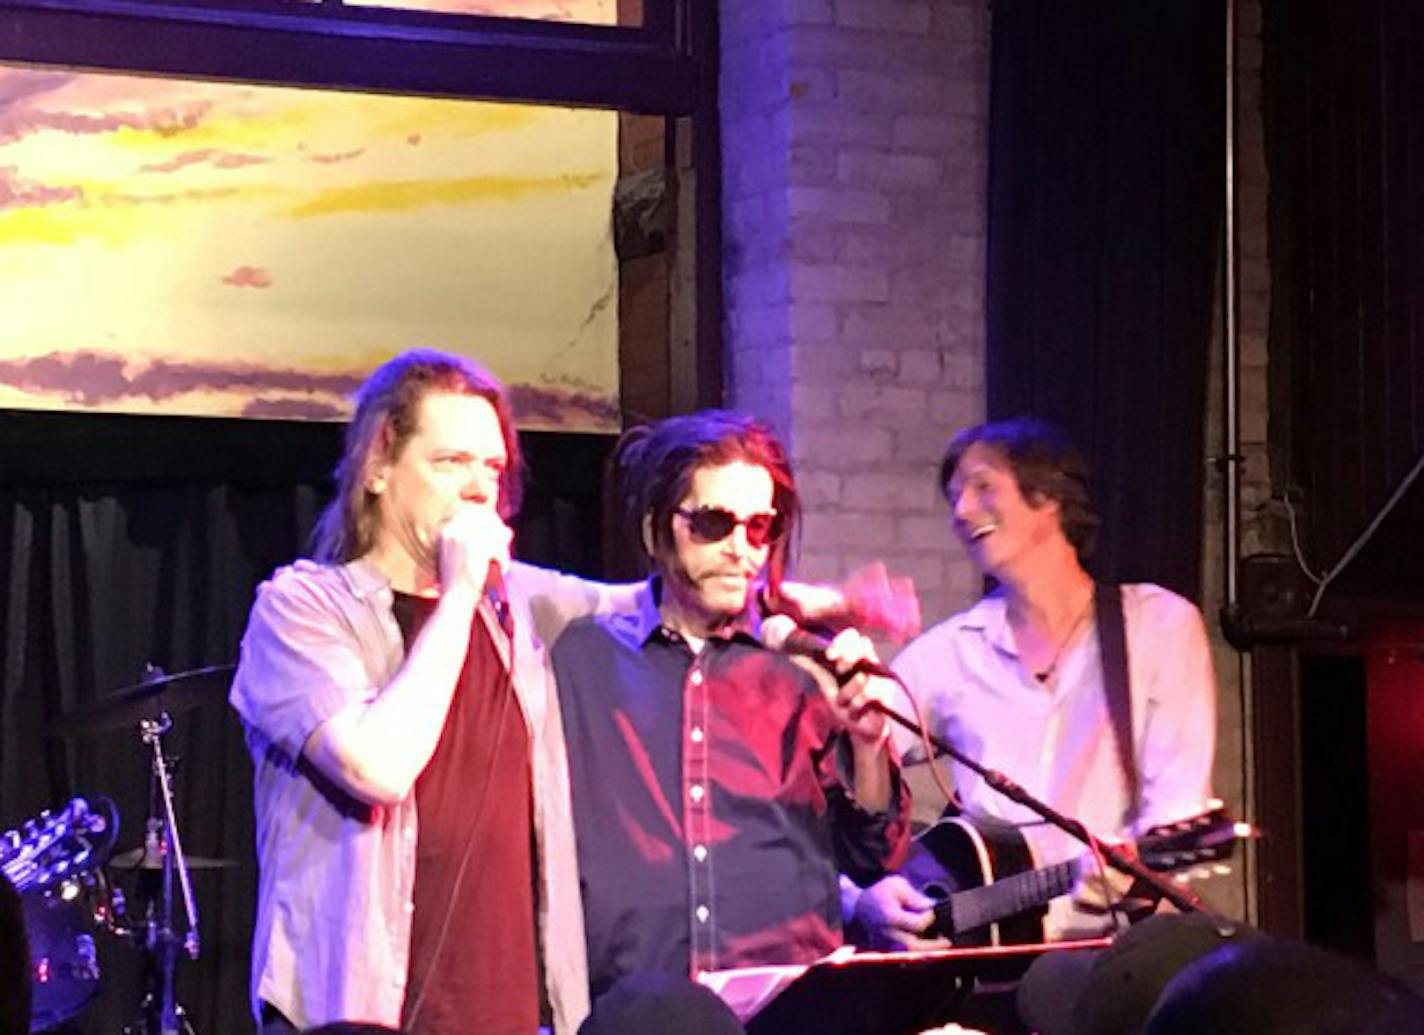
[1018,587,1095,684]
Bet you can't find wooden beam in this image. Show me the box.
[0,0,696,113]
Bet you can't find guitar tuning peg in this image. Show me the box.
[1211,863,1232,876]
[1190,866,1213,881]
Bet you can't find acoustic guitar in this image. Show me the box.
[897,803,1244,947]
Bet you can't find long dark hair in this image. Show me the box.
[615,410,799,590]
[311,349,523,564]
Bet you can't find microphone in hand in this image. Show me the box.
[760,615,896,682]
[485,558,513,638]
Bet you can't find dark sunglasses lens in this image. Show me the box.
[743,513,776,546]
[689,508,737,541]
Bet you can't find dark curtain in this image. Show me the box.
[1265,0,1424,603]
[0,413,610,1033]
[985,0,1225,599]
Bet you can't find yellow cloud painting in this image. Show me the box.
[0,4,620,431]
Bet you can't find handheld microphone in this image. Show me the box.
[760,615,897,681]
[485,559,513,638]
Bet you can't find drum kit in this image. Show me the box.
[2,664,236,1035]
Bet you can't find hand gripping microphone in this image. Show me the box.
[760,614,896,681]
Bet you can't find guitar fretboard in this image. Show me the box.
[933,859,1079,937]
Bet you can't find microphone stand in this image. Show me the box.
[870,698,1207,914]
[124,664,201,1035]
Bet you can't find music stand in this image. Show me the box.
[700,939,1110,1035]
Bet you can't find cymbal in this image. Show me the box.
[110,846,238,871]
[47,664,236,737]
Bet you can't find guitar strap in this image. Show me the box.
[1094,581,1138,821]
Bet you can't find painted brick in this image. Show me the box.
[792,384,843,424]
[789,262,891,303]
[838,224,958,269]
[789,27,959,75]
[729,266,790,310]
[801,509,897,550]
[836,0,931,35]
[836,69,950,115]
[847,470,942,511]
[837,149,944,190]
[929,387,982,424]
[860,348,897,378]
[785,0,834,26]
[841,307,944,350]
[893,113,984,153]
[788,66,837,105]
[788,302,839,343]
[937,353,984,390]
[838,385,929,428]
[795,551,843,584]
[790,107,896,148]
[788,221,842,263]
[797,469,843,507]
[788,144,839,186]
[931,0,991,43]
[721,0,990,662]
[791,426,894,465]
[895,426,959,466]
[897,514,955,551]
[788,185,891,224]
[791,343,861,384]
[898,349,943,384]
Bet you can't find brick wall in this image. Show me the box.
[721,0,990,628]
[721,1,1263,921]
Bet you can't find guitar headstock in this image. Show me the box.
[1,797,118,894]
[1139,801,1254,873]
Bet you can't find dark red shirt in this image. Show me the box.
[551,579,911,1000]
[392,593,538,1035]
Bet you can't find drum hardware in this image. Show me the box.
[47,664,235,738]
[2,796,120,1034]
[121,669,203,1035]
[31,661,235,1035]
[110,847,237,872]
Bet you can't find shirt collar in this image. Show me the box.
[623,575,762,648]
[341,556,393,601]
[960,589,1019,658]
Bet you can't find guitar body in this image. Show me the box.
[896,804,1242,948]
[900,816,1051,947]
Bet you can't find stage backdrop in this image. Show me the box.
[0,43,619,430]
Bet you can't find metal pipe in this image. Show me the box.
[1224,0,1242,608]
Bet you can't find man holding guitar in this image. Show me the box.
[850,417,1219,947]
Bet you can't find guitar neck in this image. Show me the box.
[934,858,1080,937]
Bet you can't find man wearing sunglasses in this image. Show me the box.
[550,409,912,1002]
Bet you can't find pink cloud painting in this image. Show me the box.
[0,24,620,433]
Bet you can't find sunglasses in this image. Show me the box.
[675,506,785,548]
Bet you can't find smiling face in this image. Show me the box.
[365,391,507,586]
[946,441,1065,579]
[658,460,776,636]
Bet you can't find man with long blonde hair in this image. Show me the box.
[232,349,632,1035]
